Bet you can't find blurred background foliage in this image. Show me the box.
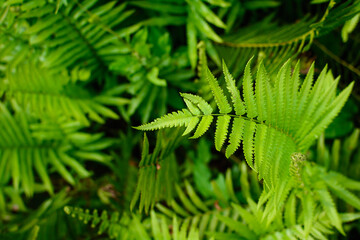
[0,0,360,239]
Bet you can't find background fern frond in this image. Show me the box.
[130,129,184,214]
[0,102,113,197]
[1,62,129,125]
[216,0,360,79]
[16,1,135,79]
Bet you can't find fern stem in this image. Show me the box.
[215,34,312,48]
[73,0,148,71]
[58,10,107,70]
[314,40,360,78]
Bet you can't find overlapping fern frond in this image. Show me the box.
[314,35,360,98]
[1,62,129,125]
[314,129,360,175]
[216,0,360,79]
[156,169,249,239]
[214,156,360,240]
[0,27,38,74]
[0,3,40,74]
[0,189,70,239]
[212,197,360,240]
[65,206,200,240]
[0,102,113,197]
[136,58,354,193]
[5,0,134,78]
[160,184,220,237]
[64,206,134,239]
[130,129,184,214]
[216,16,316,78]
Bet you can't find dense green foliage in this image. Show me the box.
[1,0,360,239]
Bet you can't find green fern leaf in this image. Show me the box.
[274,60,291,129]
[222,59,246,116]
[255,61,269,122]
[298,81,354,150]
[214,115,231,151]
[316,188,344,235]
[243,57,258,119]
[190,0,226,29]
[243,121,257,170]
[175,184,200,215]
[183,118,200,136]
[284,192,297,227]
[324,175,360,210]
[294,62,315,131]
[254,124,268,173]
[155,176,239,239]
[302,193,315,237]
[190,115,213,139]
[225,118,245,158]
[205,66,232,114]
[180,93,213,115]
[184,99,201,115]
[131,129,182,214]
[288,61,301,131]
[215,213,257,239]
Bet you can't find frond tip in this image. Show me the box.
[134,109,194,131]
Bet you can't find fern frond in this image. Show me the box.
[284,192,297,228]
[151,167,262,239]
[156,179,237,239]
[274,160,360,237]
[0,26,39,72]
[131,129,183,214]
[217,1,360,79]
[216,17,315,79]
[16,1,134,77]
[64,206,134,239]
[212,164,360,240]
[323,173,360,210]
[151,211,200,240]
[0,102,112,197]
[298,81,354,150]
[1,62,128,125]
[316,187,344,235]
[136,58,353,195]
[65,205,200,239]
[213,199,332,240]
